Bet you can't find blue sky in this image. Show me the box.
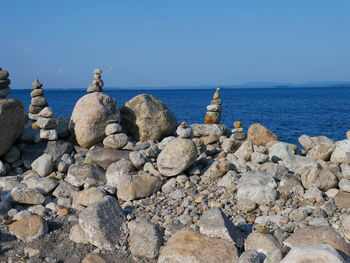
[2,0,350,89]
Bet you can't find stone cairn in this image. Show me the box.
[176,121,193,139]
[87,69,104,93]
[231,121,247,140]
[29,78,48,121]
[36,107,58,141]
[0,67,11,98]
[103,122,129,149]
[204,88,222,124]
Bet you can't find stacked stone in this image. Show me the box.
[29,78,48,121]
[0,67,11,98]
[36,107,58,141]
[87,69,104,93]
[231,121,247,140]
[176,121,193,139]
[204,88,222,124]
[103,123,129,149]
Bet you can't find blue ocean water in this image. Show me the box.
[10,87,350,146]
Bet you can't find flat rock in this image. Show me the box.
[280,244,345,263]
[66,163,106,187]
[9,215,48,242]
[157,137,198,177]
[190,123,229,137]
[103,133,129,149]
[283,226,350,259]
[157,228,239,263]
[85,147,131,170]
[120,94,178,142]
[25,176,58,195]
[200,208,244,247]
[9,187,45,205]
[334,191,350,209]
[331,140,350,164]
[70,92,120,148]
[74,187,106,207]
[79,196,124,250]
[0,98,25,156]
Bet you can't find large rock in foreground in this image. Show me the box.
[248,123,279,146]
[158,228,238,263]
[157,137,198,177]
[0,98,25,156]
[79,196,124,250]
[120,94,177,142]
[9,215,48,242]
[70,93,120,148]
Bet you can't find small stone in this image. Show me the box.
[74,187,106,207]
[335,191,350,209]
[129,151,146,168]
[234,121,242,128]
[69,224,89,244]
[105,123,122,135]
[32,78,43,89]
[248,123,279,146]
[339,178,350,192]
[38,107,54,118]
[103,133,129,149]
[30,88,44,97]
[36,117,58,129]
[9,187,45,205]
[40,129,58,141]
[31,96,47,107]
[9,215,48,242]
[245,232,282,262]
[31,154,54,177]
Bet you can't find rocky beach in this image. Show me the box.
[1,67,350,263]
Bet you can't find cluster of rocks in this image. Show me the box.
[0,67,11,98]
[87,69,104,93]
[28,79,48,121]
[204,88,222,124]
[2,71,350,262]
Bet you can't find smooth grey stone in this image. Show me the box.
[0,70,9,80]
[31,153,53,177]
[0,87,10,97]
[31,96,47,107]
[0,79,10,88]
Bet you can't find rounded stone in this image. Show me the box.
[30,88,44,97]
[0,69,9,80]
[103,133,129,150]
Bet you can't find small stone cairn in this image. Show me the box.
[0,67,11,98]
[87,69,104,93]
[103,122,129,149]
[36,107,58,141]
[231,121,247,140]
[204,88,222,124]
[176,121,193,139]
[29,78,48,121]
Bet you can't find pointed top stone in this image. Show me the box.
[94,69,102,75]
[32,78,43,89]
[213,88,221,100]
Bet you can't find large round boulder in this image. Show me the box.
[0,98,25,156]
[120,94,177,142]
[70,93,120,148]
[157,137,198,177]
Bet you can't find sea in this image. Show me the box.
[10,87,350,146]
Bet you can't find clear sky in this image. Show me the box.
[2,0,350,89]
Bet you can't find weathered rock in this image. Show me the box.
[299,135,335,151]
[103,133,129,149]
[4,146,20,163]
[157,137,198,177]
[9,215,48,242]
[247,123,279,146]
[234,140,254,161]
[283,226,350,259]
[301,169,338,191]
[52,181,79,198]
[30,88,44,98]
[157,228,239,263]
[200,208,244,247]
[70,92,120,148]
[129,151,146,168]
[79,196,124,250]
[176,122,193,139]
[81,254,106,263]
[280,244,345,263]
[31,96,47,107]
[307,143,335,161]
[237,250,260,263]
[40,129,58,141]
[129,220,163,259]
[331,140,350,164]
[74,187,106,207]
[69,224,89,244]
[105,123,122,135]
[120,94,177,142]
[85,147,131,170]
[201,159,233,183]
[0,98,25,156]
[31,153,54,177]
[278,174,305,196]
[190,124,229,137]
[66,163,105,187]
[245,231,282,262]
[44,140,73,161]
[9,187,45,205]
[26,176,58,195]
[335,191,350,209]
[221,138,243,153]
[339,178,350,192]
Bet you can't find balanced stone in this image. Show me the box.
[205,88,222,124]
[30,88,44,97]
[0,67,11,98]
[87,69,104,93]
[0,67,9,80]
[176,121,193,139]
[32,78,43,89]
[28,79,49,121]
[231,121,247,140]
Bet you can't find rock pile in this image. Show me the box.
[87,69,103,93]
[176,121,193,139]
[28,78,48,121]
[231,121,247,140]
[103,122,129,149]
[0,67,11,98]
[36,107,58,141]
[204,88,222,124]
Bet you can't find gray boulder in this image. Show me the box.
[66,163,105,187]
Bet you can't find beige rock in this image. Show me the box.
[247,123,279,146]
[85,147,131,170]
[331,140,350,164]
[234,140,254,161]
[245,231,281,261]
[120,94,178,142]
[307,143,336,161]
[82,254,106,263]
[301,169,338,191]
[157,137,198,177]
[74,187,106,207]
[70,92,120,148]
[201,134,219,145]
[157,228,238,263]
[0,98,25,156]
[9,215,48,242]
[335,191,350,209]
[69,224,89,244]
[283,226,350,259]
[342,214,350,240]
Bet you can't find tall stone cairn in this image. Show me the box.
[87,69,104,93]
[0,67,11,98]
[28,78,48,121]
[204,88,222,124]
